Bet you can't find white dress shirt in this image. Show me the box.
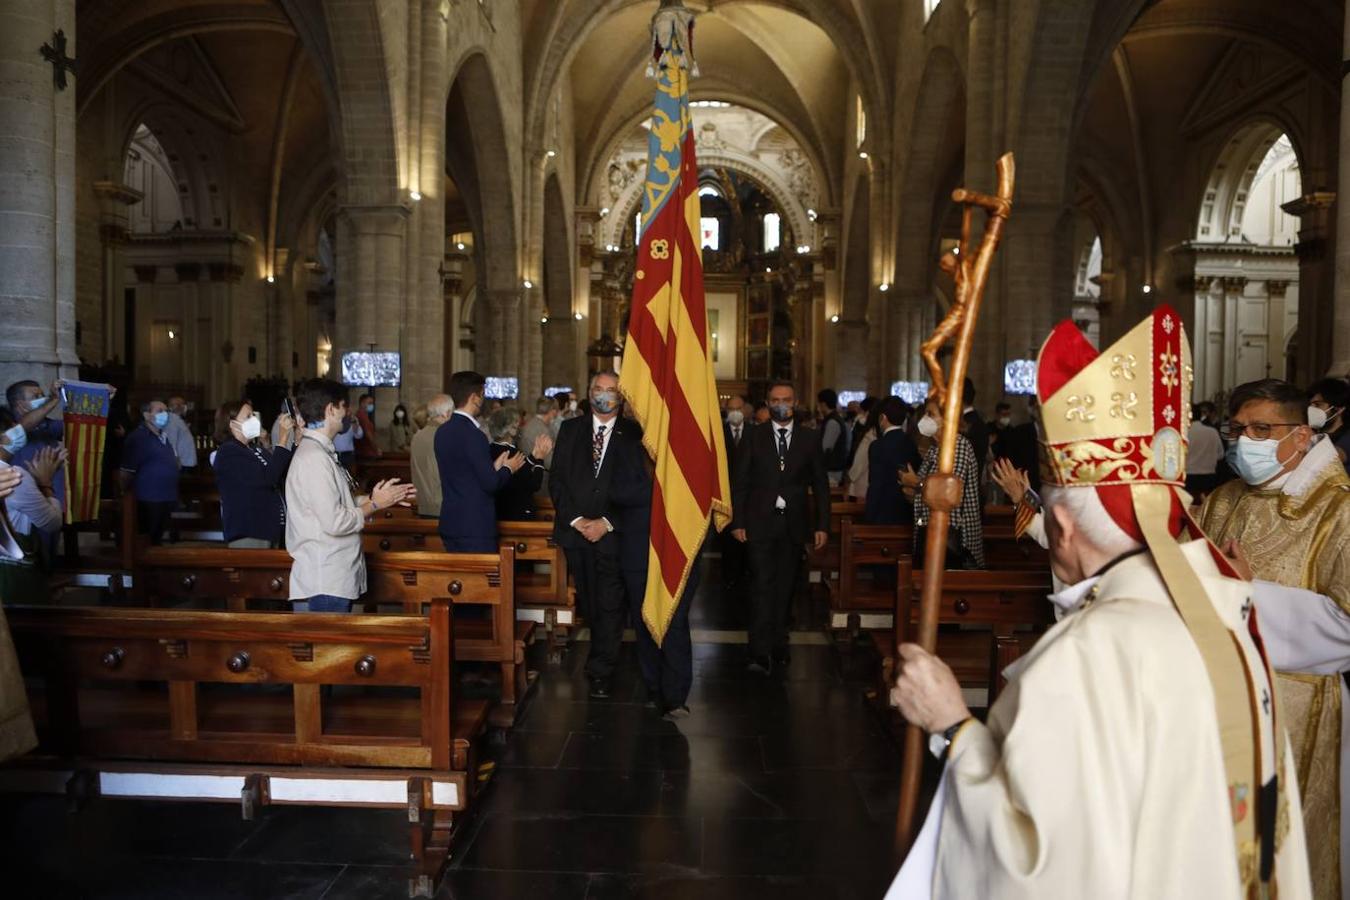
[0,460,62,537]
[772,419,794,509]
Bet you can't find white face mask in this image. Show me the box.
[918,415,939,438]
[1309,405,1332,431]
[726,409,745,427]
[239,415,262,441]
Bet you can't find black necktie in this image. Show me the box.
[593,424,606,475]
[777,428,788,471]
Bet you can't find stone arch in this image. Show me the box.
[324,0,402,206]
[118,104,223,232]
[1193,118,1304,242]
[446,53,518,295]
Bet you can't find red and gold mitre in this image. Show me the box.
[1036,303,1285,890]
[1036,304,1191,539]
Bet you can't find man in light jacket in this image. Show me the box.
[285,378,413,612]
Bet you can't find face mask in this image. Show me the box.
[2,424,26,453]
[240,415,262,441]
[591,390,619,415]
[769,402,794,423]
[1309,405,1338,431]
[152,411,170,429]
[567,399,578,412]
[27,395,47,411]
[1227,432,1293,486]
[365,403,375,414]
[726,409,745,427]
[918,415,939,438]
[998,416,1012,428]
[395,410,406,420]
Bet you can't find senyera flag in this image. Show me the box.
[60,380,112,525]
[619,2,730,647]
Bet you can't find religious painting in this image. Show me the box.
[704,291,740,379]
[748,317,769,346]
[747,348,768,379]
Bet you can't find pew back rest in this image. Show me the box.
[892,558,1054,651]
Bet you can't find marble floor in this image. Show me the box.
[1,558,925,899]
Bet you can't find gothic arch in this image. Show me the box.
[1193,118,1303,242]
[446,53,519,294]
[842,173,870,321]
[324,0,402,207]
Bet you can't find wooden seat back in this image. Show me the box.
[836,519,913,615]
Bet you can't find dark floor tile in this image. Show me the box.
[496,729,572,769]
[474,767,668,817]
[230,806,410,866]
[759,723,898,773]
[584,872,862,900]
[438,869,591,900]
[515,698,764,739]
[702,816,894,887]
[456,812,702,874]
[83,858,341,899]
[557,731,764,773]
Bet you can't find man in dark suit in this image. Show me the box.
[731,380,830,674]
[996,397,1042,494]
[961,377,989,476]
[721,394,750,590]
[865,396,920,525]
[550,370,644,698]
[435,371,525,552]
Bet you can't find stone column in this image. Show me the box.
[335,203,408,391]
[91,180,140,363]
[0,0,79,388]
[1332,0,1350,376]
[406,0,447,406]
[990,203,1070,397]
[1283,191,1337,382]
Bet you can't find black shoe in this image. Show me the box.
[747,657,772,675]
[588,678,611,699]
[662,705,691,721]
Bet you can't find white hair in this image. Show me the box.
[1042,485,1144,559]
[426,394,454,418]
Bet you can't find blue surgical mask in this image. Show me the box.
[2,424,26,453]
[591,391,618,414]
[27,394,47,410]
[365,403,375,414]
[1226,433,1292,486]
[152,411,170,429]
[770,403,794,423]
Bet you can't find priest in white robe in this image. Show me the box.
[887,306,1313,899]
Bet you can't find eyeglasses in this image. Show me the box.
[1218,422,1303,441]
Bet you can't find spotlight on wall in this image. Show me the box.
[807,208,818,221]
[167,329,176,340]
[546,149,557,159]
[456,242,466,250]
[523,279,534,290]
[765,267,772,273]
[878,282,890,293]
[858,151,869,160]
[830,314,840,324]
[540,316,549,324]
[266,275,275,284]
[797,245,811,254]
[409,190,422,202]
[1142,283,1153,295]
[600,207,610,217]
[951,246,960,256]
[574,312,584,321]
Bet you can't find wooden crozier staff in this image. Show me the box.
[895,152,1015,856]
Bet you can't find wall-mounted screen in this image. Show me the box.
[890,381,931,406]
[543,385,574,398]
[836,390,867,409]
[485,376,519,400]
[340,351,401,388]
[1004,359,1037,396]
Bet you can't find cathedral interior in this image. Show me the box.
[3,1,1350,898]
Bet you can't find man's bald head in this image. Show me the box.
[427,394,454,421]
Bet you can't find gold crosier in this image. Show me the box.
[894,152,1016,855]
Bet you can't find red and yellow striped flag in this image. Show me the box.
[60,380,112,524]
[620,4,731,646]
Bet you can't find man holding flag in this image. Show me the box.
[616,0,731,702]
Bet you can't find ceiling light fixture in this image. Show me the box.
[540,316,549,324]
[879,282,890,292]
[523,280,533,290]
[1142,284,1153,294]
[858,151,869,160]
[546,150,557,159]
[456,242,465,251]
[574,312,584,321]
[409,190,422,202]
[266,275,275,284]
[830,314,840,324]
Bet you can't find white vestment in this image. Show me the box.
[888,539,1312,899]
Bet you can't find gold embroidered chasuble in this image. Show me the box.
[1201,437,1350,899]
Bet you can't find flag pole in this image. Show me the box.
[894,152,1015,858]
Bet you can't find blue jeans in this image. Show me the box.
[305,594,352,613]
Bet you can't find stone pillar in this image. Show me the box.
[1283,191,1337,382]
[407,0,447,406]
[335,204,408,399]
[0,0,79,389]
[92,181,140,363]
[481,288,523,382]
[964,0,1003,390]
[1332,0,1350,376]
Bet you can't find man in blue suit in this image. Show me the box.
[864,396,920,525]
[435,371,525,552]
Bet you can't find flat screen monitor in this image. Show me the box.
[543,385,574,398]
[340,351,402,388]
[485,376,519,400]
[1004,359,1037,396]
[836,390,867,409]
[889,381,930,406]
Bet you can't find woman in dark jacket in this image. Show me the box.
[212,400,294,548]
[486,406,549,521]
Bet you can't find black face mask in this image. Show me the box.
[338,415,352,436]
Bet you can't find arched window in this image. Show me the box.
[700,217,720,251]
[923,0,942,22]
[762,213,781,253]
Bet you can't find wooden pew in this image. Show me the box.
[132,546,533,722]
[872,558,1054,708]
[828,519,912,631]
[361,513,576,630]
[806,499,866,583]
[6,598,484,897]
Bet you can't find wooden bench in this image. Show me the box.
[871,558,1054,709]
[132,546,533,723]
[362,513,576,629]
[806,499,866,582]
[828,519,912,631]
[5,598,484,897]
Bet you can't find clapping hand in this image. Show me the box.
[494,450,527,473]
[25,445,68,489]
[531,433,554,460]
[371,478,416,509]
[990,457,1030,506]
[899,464,920,489]
[0,467,21,500]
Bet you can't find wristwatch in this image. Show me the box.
[928,717,972,760]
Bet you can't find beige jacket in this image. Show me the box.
[285,431,367,600]
[411,421,442,517]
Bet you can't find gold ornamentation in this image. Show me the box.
[1109,353,1137,381]
[1109,391,1139,420]
[1064,394,1096,422]
[1162,314,1175,335]
[1159,351,1180,391]
[1141,427,1185,482]
[649,238,670,260]
[1049,438,1141,484]
[635,270,646,280]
